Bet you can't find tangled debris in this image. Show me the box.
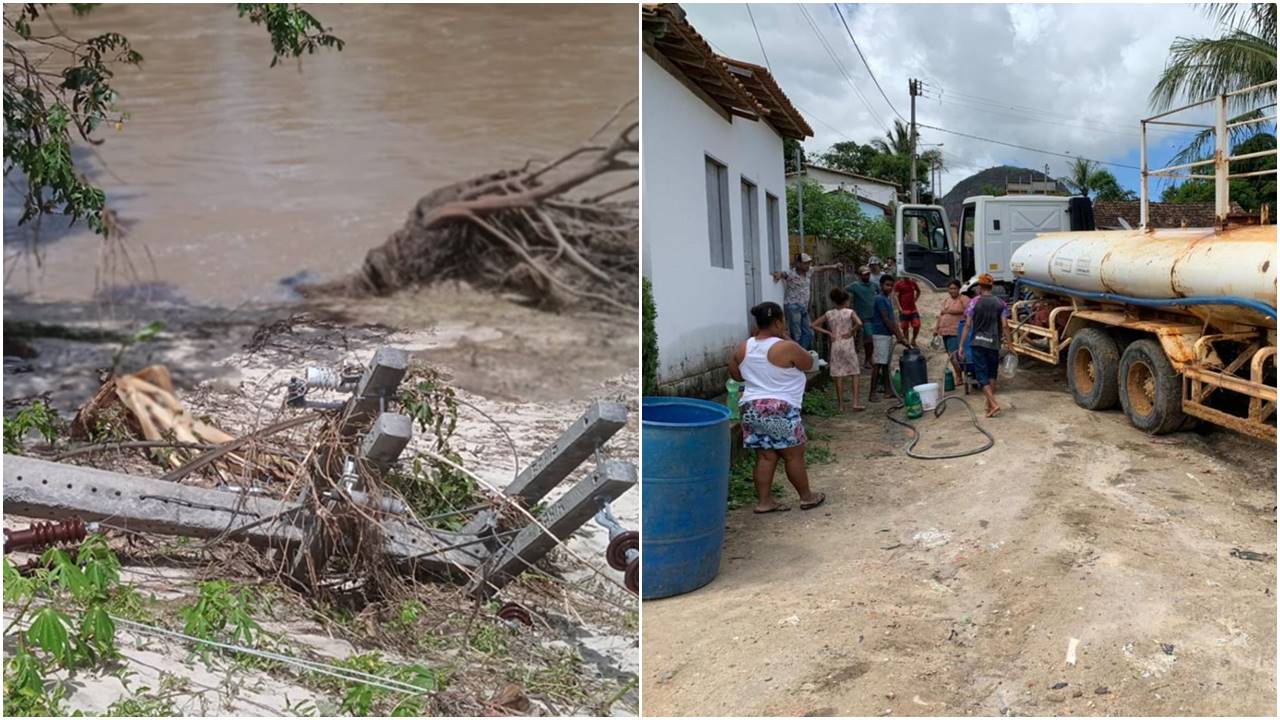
[4,340,639,715]
[325,105,638,312]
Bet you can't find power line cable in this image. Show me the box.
[917,122,1140,170]
[795,3,890,134]
[922,93,1153,140]
[832,3,906,122]
[926,86,1187,137]
[744,4,772,73]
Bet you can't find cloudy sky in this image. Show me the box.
[681,3,1249,195]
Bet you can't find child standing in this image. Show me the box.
[812,287,865,412]
[894,274,923,346]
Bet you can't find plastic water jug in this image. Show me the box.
[725,379,741,420]
[892,369,903,398]
[943,367,956,392]
[905,388,923,419]
[1000,352,1019,379]
[930,334,944,351]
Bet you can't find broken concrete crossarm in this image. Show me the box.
[468,458,637,598]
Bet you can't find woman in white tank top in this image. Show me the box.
[728,302,827,514]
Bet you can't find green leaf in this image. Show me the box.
[131,321,164,344]
[79,605,116,657]
[27,607,72,664]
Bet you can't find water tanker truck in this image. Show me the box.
[1004,83,1277,440]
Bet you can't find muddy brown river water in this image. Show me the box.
[3,3,637,307]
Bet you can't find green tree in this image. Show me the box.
[3,3,343,246]
[783,137,806,170]
[786,179,893,262]
[1160,179,1215,203]
[870,119,913,156]
[813,122,936,200]
[1062,158,1133,199]
[816,140,877,176]
[1159,133,1275,211]
[1150,3,1276,165]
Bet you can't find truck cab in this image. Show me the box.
[896,195,1087,292]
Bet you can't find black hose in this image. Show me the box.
[884,371,995,460]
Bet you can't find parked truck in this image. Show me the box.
[1006,83,1276,440]
[895,194,1096,292]
[892,82,1276,440]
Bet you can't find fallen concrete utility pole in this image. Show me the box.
[3,455,483,570]
[3,347,639,597]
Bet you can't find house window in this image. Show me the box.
[766,193,782,273]
[705,156,732,268]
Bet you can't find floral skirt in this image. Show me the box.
[741,398,807,450]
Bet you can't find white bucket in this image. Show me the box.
[913,382,940,411]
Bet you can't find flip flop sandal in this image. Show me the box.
[753,504,791,514]
[800,494,826,511]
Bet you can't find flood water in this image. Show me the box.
[3,3,637,307]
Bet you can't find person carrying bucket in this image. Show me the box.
[728,301,827,514]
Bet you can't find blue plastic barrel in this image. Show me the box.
[641,396,731,599]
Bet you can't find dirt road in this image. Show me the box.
[642,287,1276,717]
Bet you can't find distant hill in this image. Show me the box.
[941,165,1070,225]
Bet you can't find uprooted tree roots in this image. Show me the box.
[327,108,638,312]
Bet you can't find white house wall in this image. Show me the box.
[642,54,787,391]
[802,167,898,209]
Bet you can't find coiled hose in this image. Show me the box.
[884,376,995,460]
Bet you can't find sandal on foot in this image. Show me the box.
[753,504,791,514]
[800,493,826,511]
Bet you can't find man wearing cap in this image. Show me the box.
[958,273,1010,417]
[772,252,838,350]
[845,265,878,369]
[867,257,885,288]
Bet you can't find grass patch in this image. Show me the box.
[727,421,836,511]
[801,386,839,418]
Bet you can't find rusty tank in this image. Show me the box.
[1009,224,1277,329]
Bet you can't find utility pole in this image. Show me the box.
[909,78,921,204]
[794,149,805,255]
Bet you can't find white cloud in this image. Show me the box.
[678,2,1232,193]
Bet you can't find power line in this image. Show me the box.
[744,4,772,73]
[922,93,1152,140]
[704,12,865,147]
[832,3,905,122]
[924,86,1186,137]
[795,3,890,134]
[792,101,861,144]
[917,122,1140,170]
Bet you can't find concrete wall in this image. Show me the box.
[642,54,787,397]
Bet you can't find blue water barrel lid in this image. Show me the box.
[642,397,731,428]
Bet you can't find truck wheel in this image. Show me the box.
[1067,328,1119,410]
[1118,339,1185,434]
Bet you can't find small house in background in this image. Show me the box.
[786,163,897,219]
[641,3,813,397]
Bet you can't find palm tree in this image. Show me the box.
[1150,4,1276,164]
[870,119,913,156]
[1064,158,1101,197]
